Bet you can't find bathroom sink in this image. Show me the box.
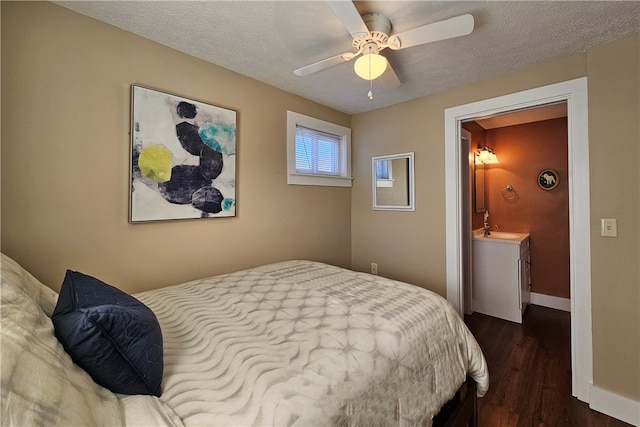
[473,229,528,241]
[487,232,522,240]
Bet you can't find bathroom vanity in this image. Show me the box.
[472,229,531,323]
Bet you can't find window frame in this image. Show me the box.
[287,111,352,187]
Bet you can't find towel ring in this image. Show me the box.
[501,185,518,201]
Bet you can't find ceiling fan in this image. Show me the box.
[294,1,474,97]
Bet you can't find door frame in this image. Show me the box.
[444,77,592,403]
[460,128,473,315]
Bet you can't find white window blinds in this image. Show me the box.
[295,125,341,176]
[376,159,390,179]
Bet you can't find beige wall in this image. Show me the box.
[586,34,639,401]
[1,1,352,294]
[351,34,639,401]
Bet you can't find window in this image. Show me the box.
[376,160,390,179]
[287,111,352,187]
[375,159,394,187]
[295,126,341,175]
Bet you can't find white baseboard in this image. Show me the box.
[590,385,640,426]
[530,292,571,312]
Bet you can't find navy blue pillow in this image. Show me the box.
[52,270,163,396]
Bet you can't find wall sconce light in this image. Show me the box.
[476,146,499,164]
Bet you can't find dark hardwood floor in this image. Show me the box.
[465,305,631,427]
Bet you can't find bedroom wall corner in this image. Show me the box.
[0,1,352,294]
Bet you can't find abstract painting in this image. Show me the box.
[130,85,236,222]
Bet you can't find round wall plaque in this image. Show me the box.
[538,169,559,190]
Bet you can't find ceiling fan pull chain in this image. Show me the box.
[368,61,374,100]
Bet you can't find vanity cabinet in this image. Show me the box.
[472,234,530,323]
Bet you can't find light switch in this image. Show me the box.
[600,218,618,237]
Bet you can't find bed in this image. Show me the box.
[1,253,488,426]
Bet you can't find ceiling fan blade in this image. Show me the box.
[293,52,356,77]
[378,62,401,90]
[387,14,474,50]
[325,1,369,40]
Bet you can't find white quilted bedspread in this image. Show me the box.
[136,260,488,427]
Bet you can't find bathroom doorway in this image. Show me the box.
[462,102,571,316]
[443,78,592,404]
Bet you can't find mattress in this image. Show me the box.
[135,260,489,426]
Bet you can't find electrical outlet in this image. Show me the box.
[370,263,378,275]
[601,218,618,237]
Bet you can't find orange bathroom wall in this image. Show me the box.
[486,118,570,299]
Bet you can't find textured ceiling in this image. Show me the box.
[54,1,640,115]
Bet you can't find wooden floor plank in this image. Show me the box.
[465,305,632,427]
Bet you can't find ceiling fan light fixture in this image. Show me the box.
[354,52,387,80]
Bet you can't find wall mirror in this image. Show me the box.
[372,152,415,211]
[474,156,487,213]
[474,147,498,213]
